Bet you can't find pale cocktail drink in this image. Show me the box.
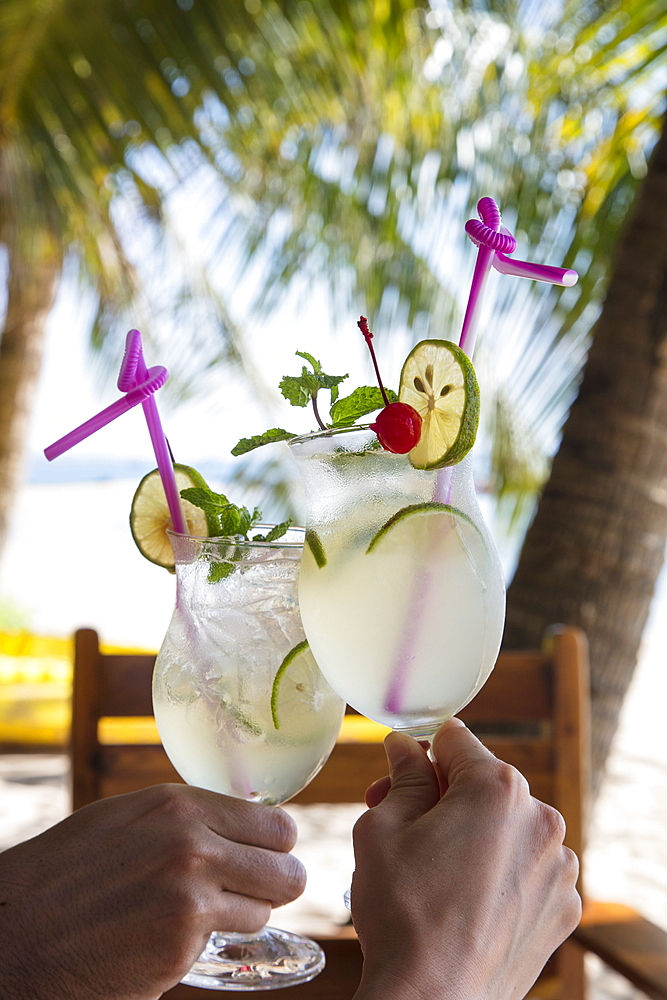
[152,528,345,805]
[291,428,505,738]
[151,527,345,991]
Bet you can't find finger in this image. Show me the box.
[212,842,307,908]
[177,786,299,852]
[213,892,273,934]
[364,775,391,808]
[374,732,439,822]
[363,741,429,806]
[431,718,500,789]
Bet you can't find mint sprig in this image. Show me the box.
[232,428,297,457]
[180,487,262,538]
[180,485,292,581]
[231,350,396,456]
[279,351,348,429]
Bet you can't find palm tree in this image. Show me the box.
[0,0,287,560]
[504,114,667,791]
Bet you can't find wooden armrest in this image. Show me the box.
[573,901,667,1000]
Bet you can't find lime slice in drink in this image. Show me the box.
[130,465,214,569]
[306,529,327,568]
[366,501,483,554]
[398,340,480,469]
[271,639,319,730]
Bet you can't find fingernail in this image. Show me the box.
[384,732,411,769]
[442,717,466,730]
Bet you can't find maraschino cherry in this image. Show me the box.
[357,317,422,454]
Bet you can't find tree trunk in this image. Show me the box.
[0,243,60,561]
[504,116,667,794]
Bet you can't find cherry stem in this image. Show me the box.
[311,393,327,431]
[358,316,389,407]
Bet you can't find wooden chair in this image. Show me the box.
[70,626,667,1000]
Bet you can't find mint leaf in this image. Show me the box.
[318,373,348,390]
[218,503,261,538]
[231,428,297,456]
[279,371,319,407]
[180,487,260,539]
[265,520,292,541]
[180,482,289,583]
[279,352,348,410]
[295,350,321,373]
[330,386,398,426]
[253,519,292,542]
[180,486,230,518]
[208,558,238,583]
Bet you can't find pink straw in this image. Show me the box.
[382,199,579,719]
[44,329,188,535]
[117,330,187,534]
[459,196,579,358]
[44,366,168,460]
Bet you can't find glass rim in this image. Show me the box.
[167,524,305,549]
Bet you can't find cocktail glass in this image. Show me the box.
[289,427,505,739]
[152,526,346,990]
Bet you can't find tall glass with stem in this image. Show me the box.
[152,526,345,990]
[289,428,505,739]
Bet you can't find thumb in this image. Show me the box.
[376,732,440,822]
[431,717,500,790]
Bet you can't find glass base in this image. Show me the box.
[181,927,326,991]
[391,722,440,741]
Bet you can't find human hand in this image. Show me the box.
[0,784,305,1000]
[351,719,581,1000]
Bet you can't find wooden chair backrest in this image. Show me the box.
[70,625,589,866]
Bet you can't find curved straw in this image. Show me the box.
[383,199,579,717]
[44,366,168,460]
[117,330,187,534]
[44,329,187,536]
[458,197,509,357]
[459,196,579,359]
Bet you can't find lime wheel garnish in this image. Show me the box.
[130,464,215,569]
[398,340,479,469]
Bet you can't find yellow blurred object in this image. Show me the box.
[0,632,154,747]
[97,713,390,747]
[337,715,390,743]
[0,633,73,746]
[98,716,161,744]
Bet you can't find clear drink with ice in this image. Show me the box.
[290,427,505,739]
[152,528,345,805]
[152,527,345,991]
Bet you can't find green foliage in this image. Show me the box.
[330,386,398,426]
[4,0,667,533]
[278,352,348,408]
[231,429,298,456]
[180,485,291,542]
[179,484,291,580]
[252,521,293,542]
[180,486,260,537]
[231,351,394,453]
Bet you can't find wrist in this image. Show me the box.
[353,965,462,1000]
